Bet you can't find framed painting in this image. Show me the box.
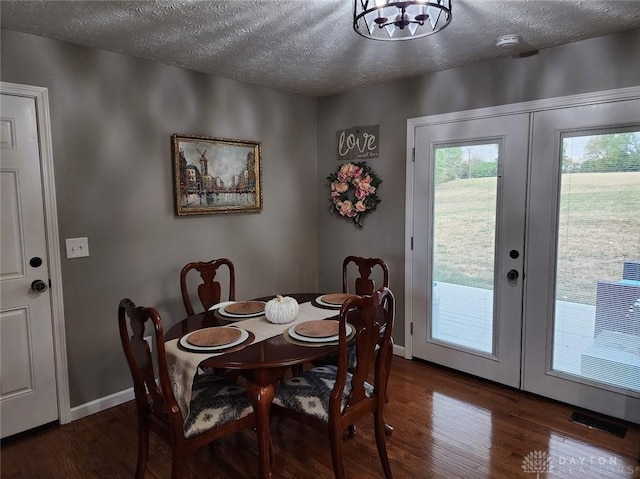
[172,134,263,215]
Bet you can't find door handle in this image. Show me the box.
[506,269,519,281]
[31,279,48,293]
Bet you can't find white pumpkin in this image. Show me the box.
[265,295,299,324]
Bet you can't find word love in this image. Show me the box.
[336,125,379,161]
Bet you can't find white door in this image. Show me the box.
[523,100,640,423]
[411,113,530,387]
[1,92,59,437]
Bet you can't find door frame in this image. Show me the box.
[1,81,70,425]
[405,85,640,360]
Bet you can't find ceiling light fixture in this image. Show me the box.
[353,0,452,41]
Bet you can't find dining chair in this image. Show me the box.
[272,288,395,479]
[118,298,256,479]
[180,258,236,316]
[342,256,389,295]
[341,256,393,434]
[314,257,391,402]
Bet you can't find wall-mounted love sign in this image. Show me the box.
[336,125,379,161]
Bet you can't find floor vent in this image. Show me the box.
[570,412,627,438]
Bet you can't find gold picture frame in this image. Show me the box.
[172,134,262,216]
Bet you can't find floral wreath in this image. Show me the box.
[327,161,382,227]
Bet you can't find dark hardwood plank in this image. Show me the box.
[2,357,639,478]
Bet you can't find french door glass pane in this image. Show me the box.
[553,131,640,392]
[431,143,499,354]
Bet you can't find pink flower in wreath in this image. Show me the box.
[359,174,372,186]
[331,191,341,200]
[355,177,373,194]
[352,166,363,179]
[361,176,377,194]
[338,163,355,182]
[355,200,367,212]
[340,200,356,217]
[335,182,349,193]
[355,188,367,200]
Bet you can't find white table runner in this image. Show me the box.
[165,301,338,420]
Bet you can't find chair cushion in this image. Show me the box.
[322,345,358,369]
[273,365,373,423]
[183,374,253,438]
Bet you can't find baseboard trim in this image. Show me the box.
[70,347,407,422]
[69,386,135,422]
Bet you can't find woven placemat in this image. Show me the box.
[212,309,256,322]
[310,299,339,310]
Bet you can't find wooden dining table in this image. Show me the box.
[164,292,348,479]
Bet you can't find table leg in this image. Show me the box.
[246,381,275,479]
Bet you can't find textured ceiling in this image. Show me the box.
[2,0,640,97]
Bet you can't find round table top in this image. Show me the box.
[165,293,343,371]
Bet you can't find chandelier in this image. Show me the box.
[353,0,452,41]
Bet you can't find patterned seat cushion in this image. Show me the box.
[322,345,358,369]
[183,374,253,438]
[273,365,373,423]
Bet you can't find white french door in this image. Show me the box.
[411,113,530,388]
[523,100,640,422]
[407,90,640,422]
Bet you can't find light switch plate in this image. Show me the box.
[65,237,89,258]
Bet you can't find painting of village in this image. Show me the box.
[172,134,262,215]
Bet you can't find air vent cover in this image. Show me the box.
[570,412,627,438]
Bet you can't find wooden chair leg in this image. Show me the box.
[269,431,275,468]
[329,423,347,479]
[171,450,185,479]
[383,342,393,436]
[374,411,393,479]
[135,418,150,479]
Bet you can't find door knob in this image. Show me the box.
[31,279,48,293]
[506,269,519,281]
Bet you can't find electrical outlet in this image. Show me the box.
[144,335,153,353]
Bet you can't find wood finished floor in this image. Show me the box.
[2,357,639,478]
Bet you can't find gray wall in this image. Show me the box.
[1,29,318,406]
[2,26,639,408]
[316,28,640,344]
